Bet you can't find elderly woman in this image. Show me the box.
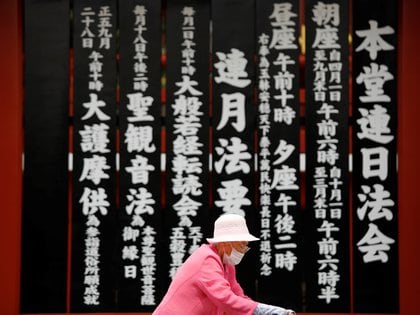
[153,213,296,315]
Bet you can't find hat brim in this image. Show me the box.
[206,234,259,243]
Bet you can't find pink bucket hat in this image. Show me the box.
[206,213,259,243]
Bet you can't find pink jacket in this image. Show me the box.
[153,244,258,315]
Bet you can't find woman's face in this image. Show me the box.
[231,241,250,254]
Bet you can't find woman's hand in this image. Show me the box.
[253,303,296,315]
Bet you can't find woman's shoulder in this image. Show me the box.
[174,244,222,280]
[189,244,219,261]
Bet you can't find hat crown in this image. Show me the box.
[214,214,249,236]
[207,213,259,243]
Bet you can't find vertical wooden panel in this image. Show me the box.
[118,0,163,311]
[212,0,257,297]
[256,0,303,310]
[71,0,117,311]
[352,0,399,312]
[21,0,69,312]
[165,0,210,291]
[304,0,350,311]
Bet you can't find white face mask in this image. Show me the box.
[223,248,245,265]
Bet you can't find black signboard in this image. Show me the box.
[21,0,69,312]
[118,0,163,311]
[165,0,210,291]
[256,0,302,310]
[212,0,257,297]
[305,0,350,311]
[352,0,399,312]
[71,0,117,311]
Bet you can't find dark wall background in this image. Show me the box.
[0,0,419,314]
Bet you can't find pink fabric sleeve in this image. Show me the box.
[196,255,258,315]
